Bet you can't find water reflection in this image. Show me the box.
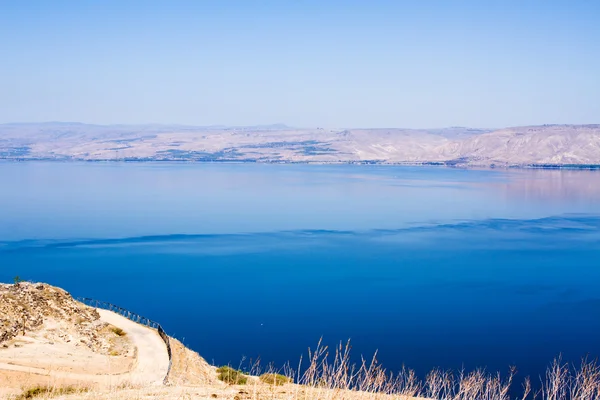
[500,169,600,204]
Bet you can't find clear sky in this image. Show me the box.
[1,0,599,128]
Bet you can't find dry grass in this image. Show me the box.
[226,339,600,400]
[3,335,598,400]
[8,349,599,400]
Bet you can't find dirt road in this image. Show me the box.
[0,309,169,393]
[96,309,169,386]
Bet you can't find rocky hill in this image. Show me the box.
[437,124,600,166]
[1,281,598,400]
[1,281,410,400]
[1,123,599,167]
[0,281,218,398]
[0,282,109,352]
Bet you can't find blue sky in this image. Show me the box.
[1,0,599,128]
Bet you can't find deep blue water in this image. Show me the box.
[1,162,599,385]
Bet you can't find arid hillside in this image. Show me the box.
[0,282,214,399]
[0,282,109,351]
[2,282,599,400]
[0,282,425,400]
[438,124,600,166]
[1,123,599,166]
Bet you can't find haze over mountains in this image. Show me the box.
[1,123,599,167]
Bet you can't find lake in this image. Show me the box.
[0,162,599,385]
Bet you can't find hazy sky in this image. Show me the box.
[1,0,599,128]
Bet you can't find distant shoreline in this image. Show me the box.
[2,123,599,168]
[1,158,599,170]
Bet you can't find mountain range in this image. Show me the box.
[1,122,599,167]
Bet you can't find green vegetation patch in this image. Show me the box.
[16,385,88,399]
[110,326,127,336]
[259,373,292,386]
[217,366,248,385]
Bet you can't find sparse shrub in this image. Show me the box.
[110,326,126,336]
[259,372,292,386]
[13,276,23,284]
[16,385,87,399]
[217,366,248,385]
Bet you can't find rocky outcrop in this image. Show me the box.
[0,282,111,352]
[167,338,219,386]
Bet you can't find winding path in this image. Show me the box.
[0,309,169,387]
[96,309,169,385]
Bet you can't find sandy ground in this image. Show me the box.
[0,309,169,397]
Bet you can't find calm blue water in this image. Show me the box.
[1,162,599,383]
